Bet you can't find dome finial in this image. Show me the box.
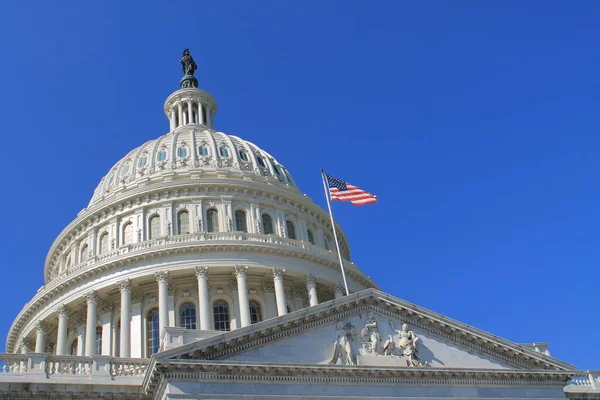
[180,48,198,89]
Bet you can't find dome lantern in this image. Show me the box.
[164,49,217,132]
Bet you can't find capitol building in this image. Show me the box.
[0,50,597,400]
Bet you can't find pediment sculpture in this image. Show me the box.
[328,321,357,365]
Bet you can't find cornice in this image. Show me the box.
[143,360,575,396]
[46,179,350,277]
[8,239,376,353]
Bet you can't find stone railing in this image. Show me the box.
[62,231,354,280]
[0,353,149,382]
[567,371,600,389]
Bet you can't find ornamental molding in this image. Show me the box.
[143,360,575,397]
[164,290,574,372]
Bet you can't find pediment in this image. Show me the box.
[157,289,574,371]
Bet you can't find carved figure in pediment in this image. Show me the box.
[361,312,380,355]
[328,321,356,365]
[390,321,426,367]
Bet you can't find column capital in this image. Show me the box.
[20,338,32,353]
[194,265,209,278]
[117,278,132,292]
[155,270,170,283]
[99,300,114,314]
[84,290,99,304]
[56,304,69,317]
[272,268,286,279]
[304,274,317,285]
[234,265,248,277]
[36,321,47,333]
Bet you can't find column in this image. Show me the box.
[35,321,47,353]
[198,103,204,125]
[194,266,211,330]
[272,268,287,316]
[169,110,175,131]
[84,291,98,356]
[155,271,170,336]
[333,283,345,299]
[304,274,319,307]
[235,265,251,327]
[187,101,193,124]
[117,279,132,358]
[177,103,183,128]
[20,338,31,354]
[55,305,69,355]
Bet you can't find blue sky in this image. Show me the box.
[0,1,598,368]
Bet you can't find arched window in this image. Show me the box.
[177,147,188,158]
[99,233,109,254]
[213,300,230,331]
[177,210,190,235]
[257,156,266,168]
[198,144,209,157]
[120,162,131,177]
[219,146,230,158]
[249,300,262,324]
[235,210,247,232]
[149,215,161,239]
[238,150,249,162]
[157,150,167,162]
[324,237,330,251]
[307,229,315,245]
[138,155,147,168]
[206,209,218,233]
[262,214,273,235]
[80,244,88,262]
[147,308,159,356]
[286,220,296,240]
[122,222,133,245]
[179,302,197,329]
[95,326,103,355]
[70,340,78,356]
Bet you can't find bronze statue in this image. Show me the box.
[181,49,197,76]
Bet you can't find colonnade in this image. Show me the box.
[30,267,347,357]
[169,100,211,130]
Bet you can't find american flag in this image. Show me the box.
[325,174,377,206]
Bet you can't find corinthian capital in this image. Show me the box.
[234,265,248,277]
[36,321,47,333]
[272,268,285,280]
[84,290,99,304]
[155,271,170,283]
[56,304,69,317]
[20,338,32,353]
[304,274,317,285]
[117,278,132,292]
[194,266,209,278]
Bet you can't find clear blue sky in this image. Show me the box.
[0,1,597,368]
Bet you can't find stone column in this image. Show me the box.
[117,279,132,358]
[55,305,69,355]
[272,268,287,316]
[198,103,204,125]
[20,338,31,354]
[187,101,193,124]
[333,283,345,299]
[235,265,251,327]
[304,274,319,307]
[84,291,98,356]
[169,110,175,131]
[177,103,183,127]
[155,271,170,336]
[35,321,47,353]
[195,266,210,330]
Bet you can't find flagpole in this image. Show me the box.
[320,169,350,296]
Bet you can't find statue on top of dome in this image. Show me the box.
[181,49,197,76]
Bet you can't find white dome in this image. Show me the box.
[89,128,299,206]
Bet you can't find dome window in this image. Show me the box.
[177,147,188,158]
[107,174,115,187]
[157,150,167,162]
[273,163,282,177]
[307,229,315,245]
[198,144,209,157]
[257,156,266,168]
[120,163,131,177]
[138,156,147,168]
[238,150,249,162]
[286,220,296,240]
[219,147,230,158]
